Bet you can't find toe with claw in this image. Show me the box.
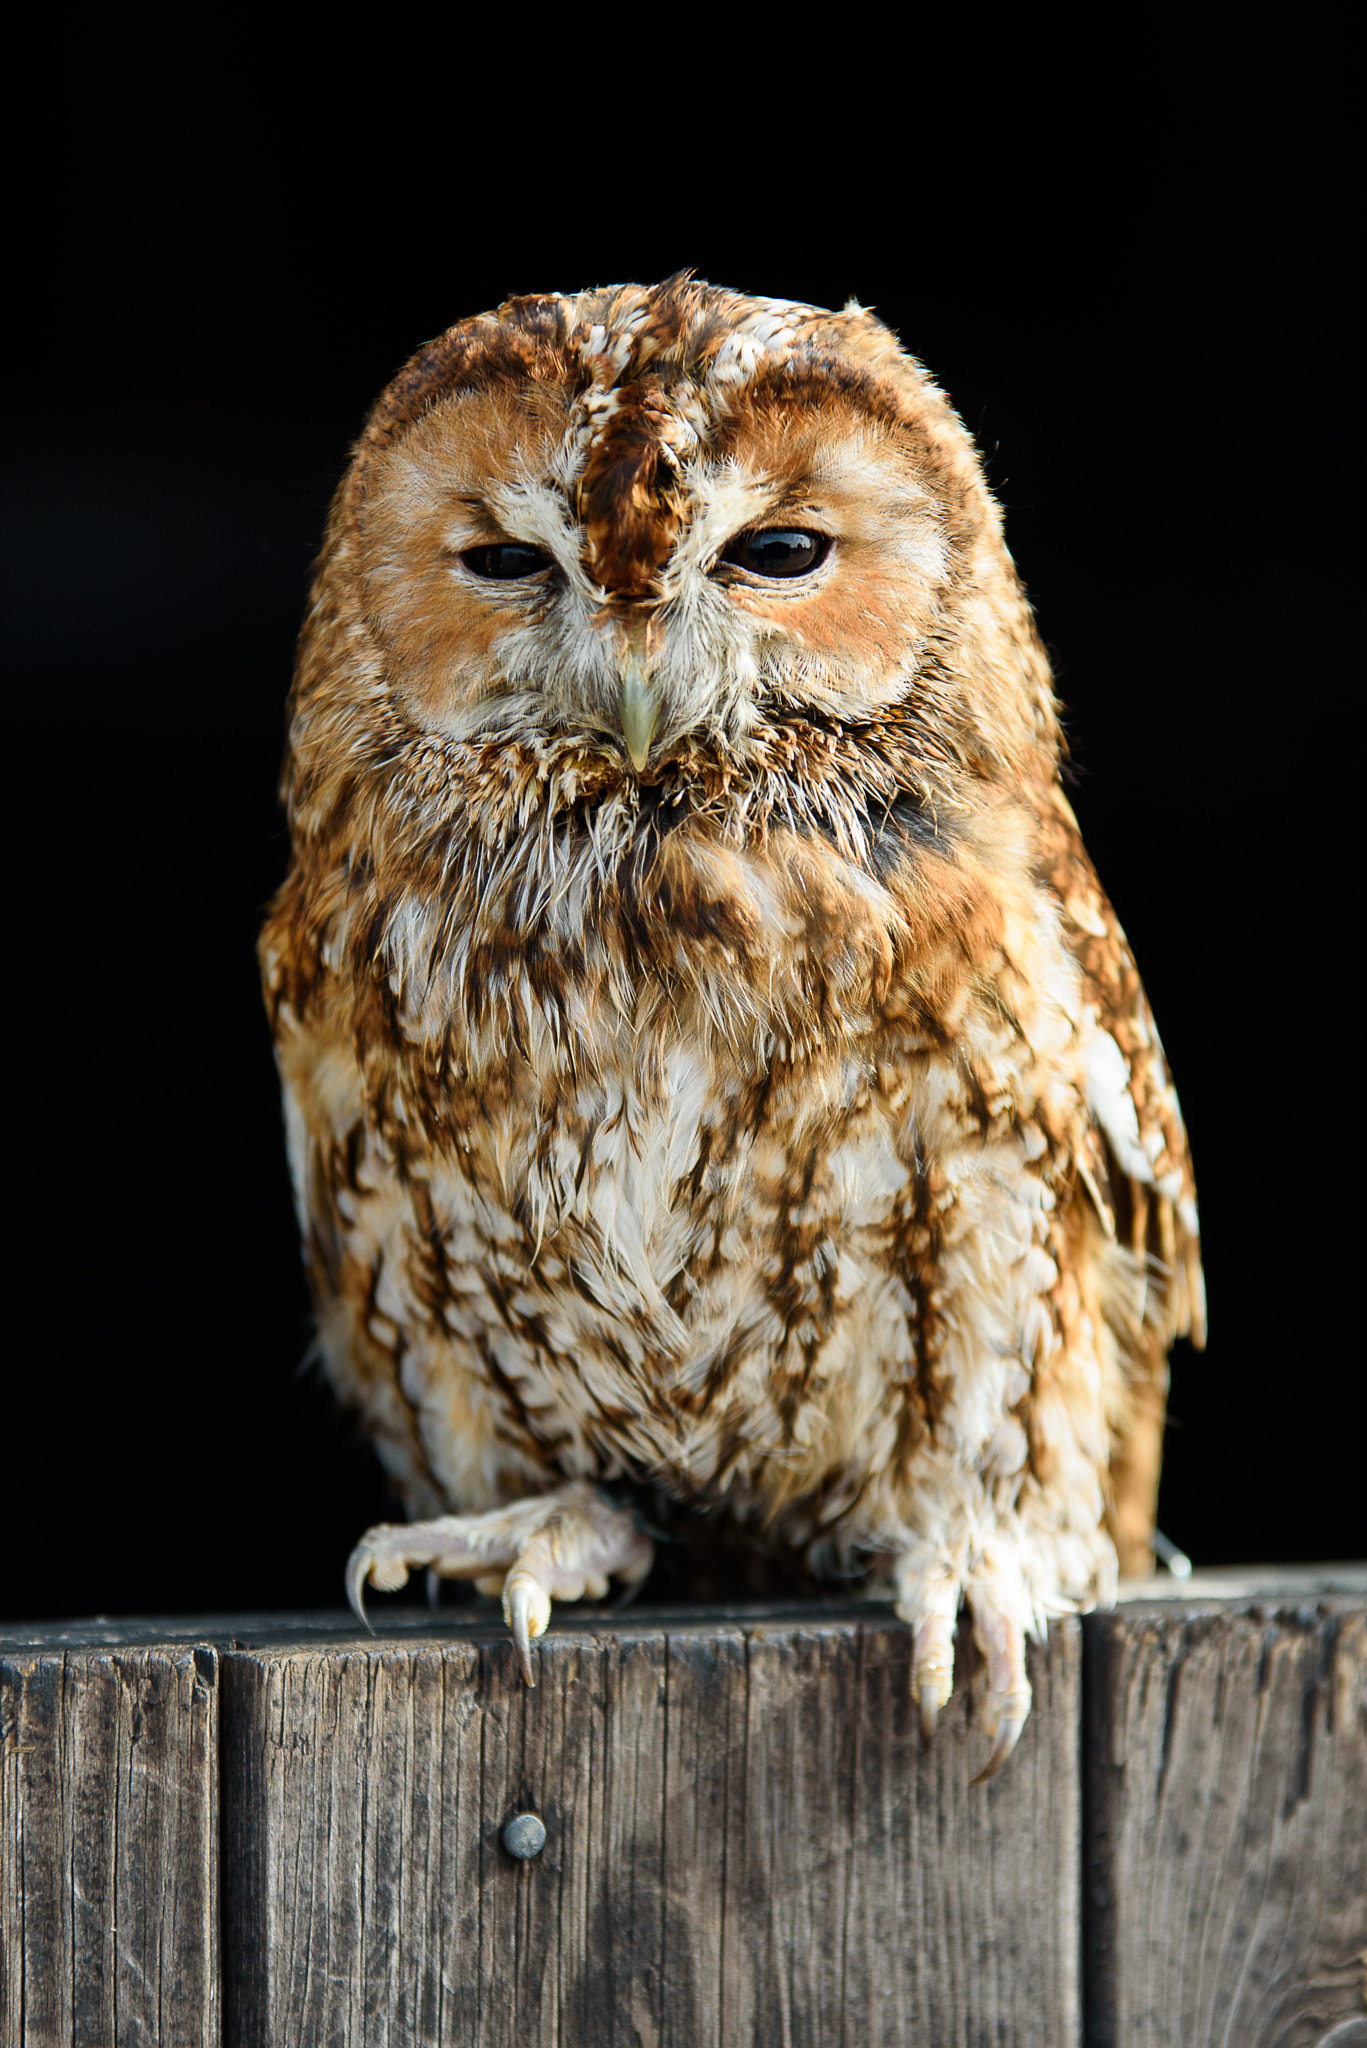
[898,1566,960,1754]
[968,1597,1033,1784]
[503,1569,552,1684]
[896,1553,1035,1782]
[346,1523,418,1630]
[912,1609,956,1751]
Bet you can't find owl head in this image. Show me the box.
[279,279,1062,1060]
[289,274,1055,806]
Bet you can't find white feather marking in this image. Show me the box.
[1085,1028,1155,1185]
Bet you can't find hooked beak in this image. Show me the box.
[618,642,660,773]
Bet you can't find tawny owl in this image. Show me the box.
[260,277,1204,1779]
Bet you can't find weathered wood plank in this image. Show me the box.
[0,1643,219,2048]
[834,1617,1081,2048]
[1085,1598,1367,2048]
[472,1628,667,2047]
[217,1609,1080,2047]
[222,1640,486,2046]
[656,1627,741,2047]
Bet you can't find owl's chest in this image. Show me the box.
[372,1007,1056,1513]
[431,1034,909,1367]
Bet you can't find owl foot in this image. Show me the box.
[344,1481,654,1684]
[895,1561,1033,1782]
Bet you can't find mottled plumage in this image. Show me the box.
[261,278,1204,1776]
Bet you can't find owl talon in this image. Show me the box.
[969,1592,1033,1784]
[345,1522,416,1630]
[970,1715,1025,1785]
[897,1559,1036,1778]
[345,1547,375,1633]
[504,1571,551,1685]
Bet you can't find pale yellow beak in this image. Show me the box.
[618,643,660,773]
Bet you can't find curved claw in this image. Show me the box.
[504,1573,551,1686]
[969,1715,1025,1786]
[507,1581,535,1684]
[918,1685,940,1750]
[345,1547,375,1634]
[426,1567,441,1613]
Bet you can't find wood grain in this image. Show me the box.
[0,1642,219,2048]
[7,1584,1360,2048]
[220,1609,1080,2047]
[1085,1599,1367,2048]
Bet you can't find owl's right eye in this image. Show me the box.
[459,543,553,580]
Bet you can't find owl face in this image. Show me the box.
[340,280,1040,795]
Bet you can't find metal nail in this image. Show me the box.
[502,1811,547,1860]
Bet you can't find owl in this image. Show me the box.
[260,277,1204,1780]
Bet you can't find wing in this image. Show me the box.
[260,900,451,1521]
[1038,785,1206,1573]
[1041,783,1206,1350]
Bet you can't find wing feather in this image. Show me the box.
[1043,785,1206,1351]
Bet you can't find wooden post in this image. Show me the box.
[3,1573,1364,2047]
[219,1609,1081,2046]
[1,1637,219,2048]
[1085,1586,1367,2048]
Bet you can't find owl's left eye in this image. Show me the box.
[459,543,553,579]
[720,528,832,578]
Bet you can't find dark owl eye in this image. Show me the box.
[720,528,831,578]
[460,542,553,579]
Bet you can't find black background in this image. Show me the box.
[8,45,1360,1621]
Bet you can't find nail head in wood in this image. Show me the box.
[502,1810,547,1859]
